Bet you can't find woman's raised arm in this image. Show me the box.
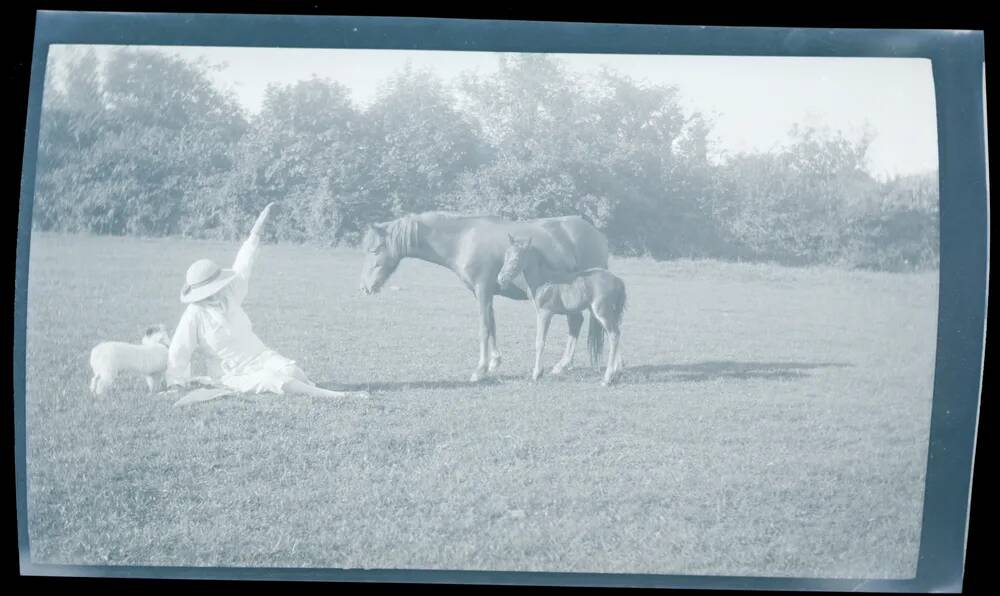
[231,202,277,281]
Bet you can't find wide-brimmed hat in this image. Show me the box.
[180,258,237,303]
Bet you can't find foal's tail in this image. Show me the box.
[587,279,628,368]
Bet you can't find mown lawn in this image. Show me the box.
[23,232,938,578]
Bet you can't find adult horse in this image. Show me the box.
[359,212,610,382]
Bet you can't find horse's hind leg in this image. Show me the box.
[551,312,583,375]
[487,301,502,373]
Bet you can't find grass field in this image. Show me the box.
[23,232,939,579]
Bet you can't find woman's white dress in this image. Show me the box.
[165,235,311,394]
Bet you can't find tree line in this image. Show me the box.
[34,47,938,270]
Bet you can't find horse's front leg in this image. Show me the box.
[551,311,583,375]
[471,290,493,382]
[532,310,554,381]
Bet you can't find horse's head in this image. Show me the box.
[497,234,532,288]
[360,221,402,295]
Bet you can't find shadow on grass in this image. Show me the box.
[317,375,518,393]
[319,360,851,392]
[619,360,851,383]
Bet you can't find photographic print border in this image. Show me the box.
[14,10,988,592]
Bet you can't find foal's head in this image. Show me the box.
[497,234,534,289]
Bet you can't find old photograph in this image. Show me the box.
[23,39,944,580]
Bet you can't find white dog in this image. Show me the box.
[89,324,171,396]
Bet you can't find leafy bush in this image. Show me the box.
[32,48,939,270]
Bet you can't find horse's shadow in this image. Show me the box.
[319,360,850,393]
[615,360,851,383]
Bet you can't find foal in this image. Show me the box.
[497,235,627,385]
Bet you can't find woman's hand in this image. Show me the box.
[249,202,277,238]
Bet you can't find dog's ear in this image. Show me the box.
[144,326,158,337]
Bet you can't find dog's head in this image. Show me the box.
[141,324,171,348]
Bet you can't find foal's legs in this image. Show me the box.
[532,310,554,381]
[551,312,584,375]
[603,327,622,386]
[592,305,622,386]
[614,329,625,373]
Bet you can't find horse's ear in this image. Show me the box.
[507,233,515,244]
[525,236,533,247]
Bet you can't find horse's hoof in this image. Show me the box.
[470,371,487,383]
[531,370,543,382]
[488,357,502,372]
[550,364,570,375]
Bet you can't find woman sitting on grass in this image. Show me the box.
[165,203,368,400]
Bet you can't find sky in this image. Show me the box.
[48,45,939,178]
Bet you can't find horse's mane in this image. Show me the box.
[365,211,505,256]
[362,214,423,258]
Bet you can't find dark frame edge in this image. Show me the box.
[15,11,989,593]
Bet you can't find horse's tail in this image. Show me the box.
[588,311,605,369]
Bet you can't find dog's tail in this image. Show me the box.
[89,374,98,395]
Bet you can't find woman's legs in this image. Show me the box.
[281,379,369,399]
